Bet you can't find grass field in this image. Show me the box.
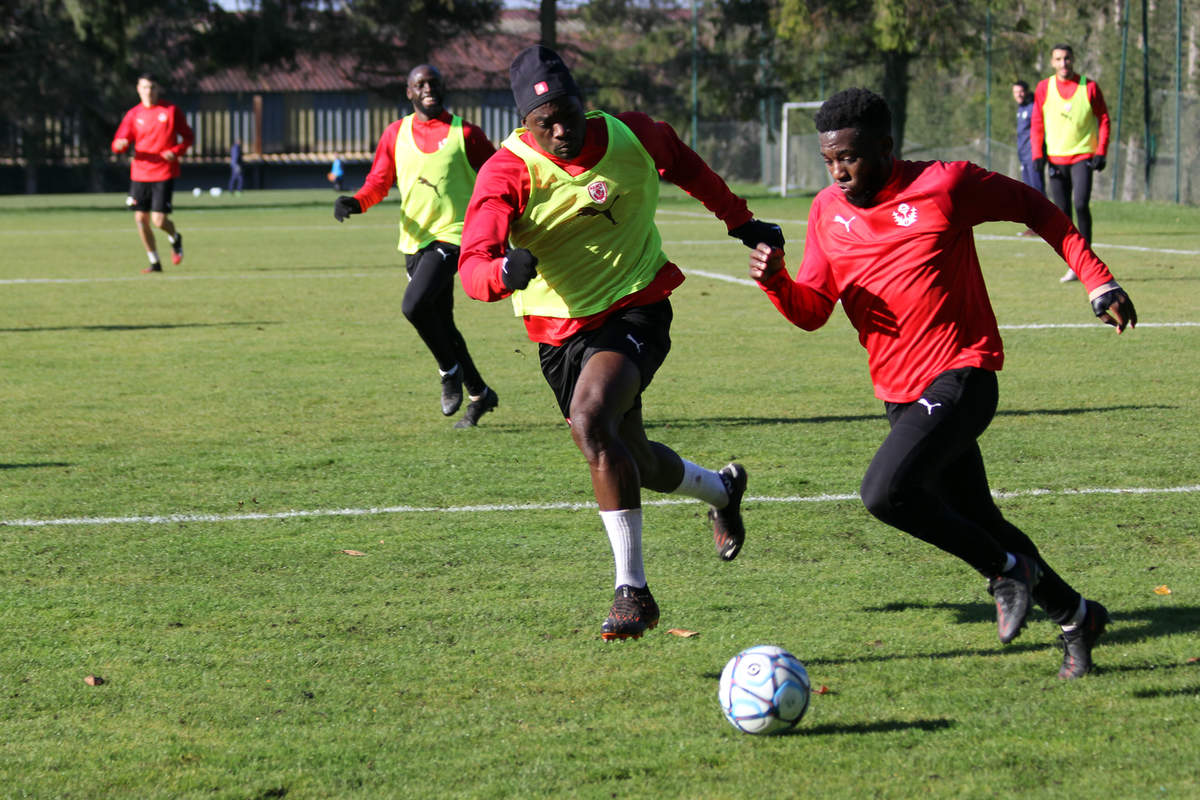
[1,186,1198,799]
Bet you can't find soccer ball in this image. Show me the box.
[209,187,222,197]
[192,187,202,197]
[718,645,811,734]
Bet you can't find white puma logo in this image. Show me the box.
[917,398,942,415]
[625,334,644,354]
[833,214,856,233]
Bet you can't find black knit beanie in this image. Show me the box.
[510,45,581,119]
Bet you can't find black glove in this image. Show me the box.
[501,248,538,291]
[1047,163,1063,179]
[728,219,785,250]
[1091,285,1136,322]
[1089,154,1107,172]
[333,195,362,222]
[1032,158,1045,172]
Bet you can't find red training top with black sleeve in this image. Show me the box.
[354,110,496,211]
[111,102,194,182]
[757,159,1115,403]
[459,111,753,345]
[1030,74,1110,165]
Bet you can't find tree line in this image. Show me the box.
[2,0,1195,192]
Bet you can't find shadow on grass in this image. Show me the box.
[646,404,1177,431]
[1132,686,1200,699]
[0,321,277,333]
[863,601,1200,642]
[798,718,954,737]
[0,462,71,470]
[804,603,1200,671]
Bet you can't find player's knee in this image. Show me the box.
[860,474,900,524]
[568,405,616,463]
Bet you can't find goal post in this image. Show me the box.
[780,101,823,197]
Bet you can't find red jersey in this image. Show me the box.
[758,159,1114,403]
[111,102,194,182]
[1030,74,1110,165]
[459,111,753,345]
[354,110,496,211]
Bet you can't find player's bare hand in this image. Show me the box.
[162,151,177,162]
[113,138,129,152]
[749,243,785,282]
[1090,284,1137,333]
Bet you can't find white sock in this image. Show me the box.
[672,460,728,507]
[167,233,177,244]
[147,252,160,266]
[1002,552,1017,573]
[1060,597,1088,631]
[600,508,645,589]
[438,363,460,378]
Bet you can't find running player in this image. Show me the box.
[749,88,1135,679]
[111,73,193,273]
[459,46,785,639]
[334,64,499,427]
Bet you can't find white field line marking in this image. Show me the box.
[4,484,1198,528]
[2,267,1194,331]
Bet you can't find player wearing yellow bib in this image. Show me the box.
[334,64,500,427]
[1031,44,1111,283]
[460,46,786,640]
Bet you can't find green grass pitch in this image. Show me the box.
[1,187,1198,798]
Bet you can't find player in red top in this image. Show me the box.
[333,64,499,427]
[460,46,784,640]
[111,74,194,273]
[750,88,1136,679]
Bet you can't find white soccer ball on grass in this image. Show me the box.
[718,644,811,734]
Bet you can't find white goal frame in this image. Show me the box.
[779,101,824,197]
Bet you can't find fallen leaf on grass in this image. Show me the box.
[814,685,831,695]
[667,628,699,638]
[1154,585,1172,595]
[340,550,367,557]
[83,675,104,686]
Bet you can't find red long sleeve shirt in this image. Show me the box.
[459,111,753,345]
[758,159,1115,403]
[1030,73,1110,164]
[354,110,496,211]
[111,102,194,182]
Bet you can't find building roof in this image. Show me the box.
[191,10,584,95]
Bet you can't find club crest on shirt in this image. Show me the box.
[587,180,609,203]
[158,112,168,123]
[892,202,918,227]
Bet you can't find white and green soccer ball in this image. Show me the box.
[718,644,811,734]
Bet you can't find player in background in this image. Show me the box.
[111,73,194,273]
[460,46,785,640]
[1030,44,1111,282]
[749,88,1135,679]
[1012,80,1043,196]
[334,64,500,428]
[1012,80,1043,238]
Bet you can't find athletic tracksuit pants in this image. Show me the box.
[859,366,1084,625]
[403,243,486,397]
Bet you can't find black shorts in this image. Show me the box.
[538,299,673,419]
[127,179,174,213]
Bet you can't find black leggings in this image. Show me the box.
[403,243,485,396]
[1047,160,1094,244]
[859,367,1081,624]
